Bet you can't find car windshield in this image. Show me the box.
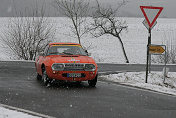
[47,45,87,56]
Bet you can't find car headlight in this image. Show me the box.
[52,63,64,71]
[85,64,96,71]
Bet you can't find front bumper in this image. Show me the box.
[47,69,97,81]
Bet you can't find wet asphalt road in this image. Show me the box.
[0,61,176,118]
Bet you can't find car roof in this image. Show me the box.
[49,42,81,46]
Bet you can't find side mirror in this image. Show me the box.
[85,50,88,53]
[85,50,91,56]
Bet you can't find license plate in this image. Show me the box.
[67,73,81,78]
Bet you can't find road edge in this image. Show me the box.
[98,78,176,97]
[0,103,55,118]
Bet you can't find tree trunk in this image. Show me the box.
[77,35,81,45]
[118,36,129,63]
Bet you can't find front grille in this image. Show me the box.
[64,63,85,71]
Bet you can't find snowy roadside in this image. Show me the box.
[0,107,41,118]
[99,72,176,96]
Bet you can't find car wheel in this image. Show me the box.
[88,75,98,87]
[42,70,51,86]
[37,73,42,80]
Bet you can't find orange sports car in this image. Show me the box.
[35,43,98,87]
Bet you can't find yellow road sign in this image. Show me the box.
[149,46,165,54]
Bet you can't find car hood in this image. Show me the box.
[48,55,95,64]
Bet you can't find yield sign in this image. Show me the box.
[140,6,163,28]
[142,19,157,30]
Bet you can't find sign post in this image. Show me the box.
[146,28,151,83]
[140,6,163,83]
[142,19,157,74]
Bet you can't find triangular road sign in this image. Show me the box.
[142,19,157,30]
[140,6,163,28]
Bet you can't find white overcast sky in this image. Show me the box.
[0,0,175,18]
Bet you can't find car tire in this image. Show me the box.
[42,69,52,86]
[88,75,98,87]
[37,73,42,80]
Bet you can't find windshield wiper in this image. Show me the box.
[62,52,74,55]
[49,52,63,55]
[75,54,86,56]
[49,52,58,55]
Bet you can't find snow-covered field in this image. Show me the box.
[0,107,40,118]
[100,72,176,96]
[0,17,176,64]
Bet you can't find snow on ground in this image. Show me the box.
[100,72,176,96]
[0,17,176,64]
[0,106,40,118]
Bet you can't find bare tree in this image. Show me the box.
[54,0,90,44]
[1,2,56,60]
[91,0,129,63]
